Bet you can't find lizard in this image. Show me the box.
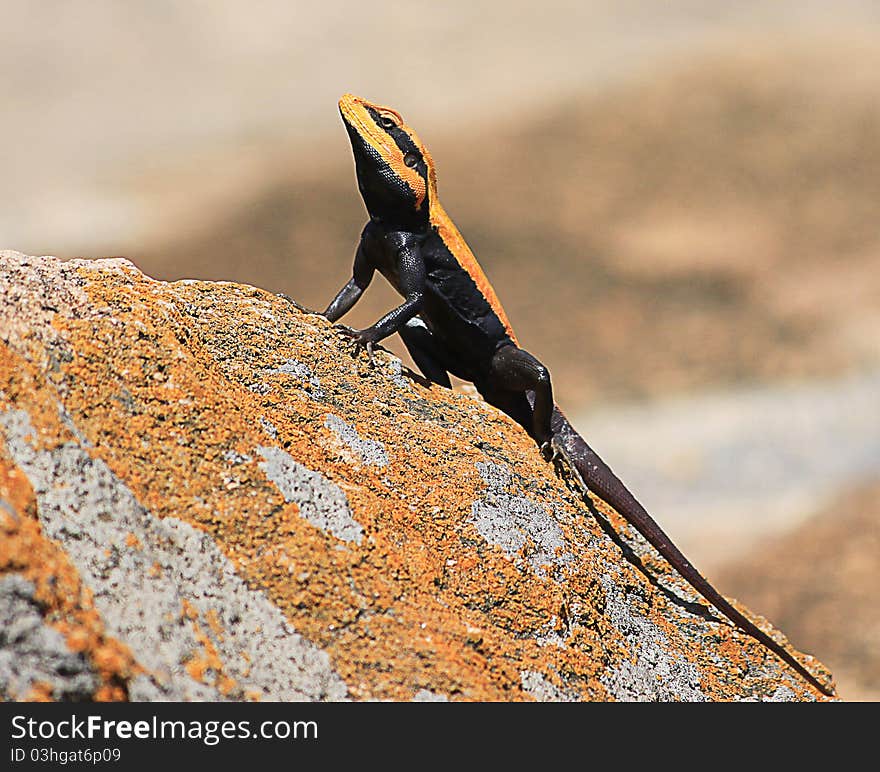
[318,92,834,697]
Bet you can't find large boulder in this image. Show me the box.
[0,251,834,701]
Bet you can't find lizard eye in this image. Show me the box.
[378,115,397,129]
[403,152,419,168]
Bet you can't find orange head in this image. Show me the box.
[338,93,437,230]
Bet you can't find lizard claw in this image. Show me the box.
[336,326,378,366]
[540,436,565,464]
[544,437,588,495]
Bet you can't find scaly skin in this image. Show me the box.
[319,93,834,697]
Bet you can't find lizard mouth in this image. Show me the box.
[338,93,394,154]
[338,92,363,115]
[339,93,403,124]
[338,93,428,212]
[338,93,405,141]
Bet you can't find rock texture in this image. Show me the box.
[0,251,835,701]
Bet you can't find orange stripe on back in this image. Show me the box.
[430,201,518,345]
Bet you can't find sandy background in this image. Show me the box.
[2,1,878,700]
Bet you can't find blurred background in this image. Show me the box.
[2,1,878,700]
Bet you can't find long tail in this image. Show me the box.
[550,406,834,697]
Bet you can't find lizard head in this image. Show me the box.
[338,93,437,230]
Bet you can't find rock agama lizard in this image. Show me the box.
[318,93,833,697]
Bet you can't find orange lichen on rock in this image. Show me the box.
[23,681,55,702]
[0,435,140,701]
[180,600,237,696]
[0,251,835,701]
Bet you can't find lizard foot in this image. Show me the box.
[550,440,589,495]
[335,326,378,366]
[540,435,567,463]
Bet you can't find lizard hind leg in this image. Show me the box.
[399,317,453,388]
[483,344,554,452]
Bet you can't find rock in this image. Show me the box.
[0,250,834,701]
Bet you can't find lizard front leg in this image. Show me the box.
[323,242,374,323]
[336,231,427,364]
[321,240,384,361]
